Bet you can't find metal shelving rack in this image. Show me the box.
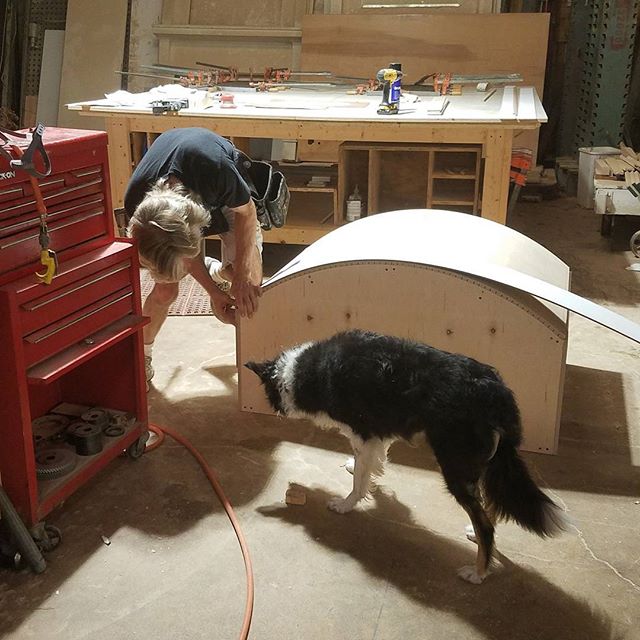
[573,0,639,150]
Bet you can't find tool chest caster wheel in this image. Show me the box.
[630,230,640,258]
[127,431,150,460]
[0,488,49,573]
[31,522,62,553]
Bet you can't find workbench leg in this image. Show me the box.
[481,130,513,225]
[337,147,348,223]
[106,119,133,211]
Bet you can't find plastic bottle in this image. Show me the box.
[346,185,362,222]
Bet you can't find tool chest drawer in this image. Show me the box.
[22,287,134,367]
[3,242,138,367]
[0,197,108,274]
[18,259,132,336]
[0,128,113,283]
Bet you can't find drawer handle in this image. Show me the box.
[49,178,103,197]
[0,177,103,215]
[71,168,101,178]
[1,195,104,236]
[0,186,25,197]
[25,290,133,344]
[0,209,104,249]
[38,177,65,188]
[23,262,131,311]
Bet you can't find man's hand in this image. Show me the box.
[185,255,237,325]
[210,289,236,325]
[230,278,262,319]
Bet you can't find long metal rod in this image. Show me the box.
[362,3,461,7]
[139,63,370,83]
[116,71,184,82]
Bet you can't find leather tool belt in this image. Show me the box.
[235,151,290,230]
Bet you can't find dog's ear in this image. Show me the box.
[245,360,268,379]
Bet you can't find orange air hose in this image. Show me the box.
[147,423,254,640]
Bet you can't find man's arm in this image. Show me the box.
[227,199,263,318]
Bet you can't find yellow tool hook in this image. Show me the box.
[37,248,58,285]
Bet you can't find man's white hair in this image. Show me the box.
[127,177,211,282]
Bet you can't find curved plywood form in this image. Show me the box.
[238,209,640,454]
[267,209,570,319]
[264,209,640,343]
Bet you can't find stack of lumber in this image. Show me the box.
[625,171,640,198]
[593,143,640,198]
[594,143,640,179]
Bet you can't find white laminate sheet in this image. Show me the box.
[68,86,548,125]
[265,209,640,345]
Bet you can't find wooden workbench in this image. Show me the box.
[69,85,547,244]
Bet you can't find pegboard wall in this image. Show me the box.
[574,0,639,149]
[22,0,68,97]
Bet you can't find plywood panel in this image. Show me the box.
[57,0,128,130]
[128,0,163,93]
[157,35,297,71]
[301,13,549,96]
[237,206,582,454]
[36,30,65,127]
[190,0,307,27]
[297,139,341,162]
[162,0,192,24]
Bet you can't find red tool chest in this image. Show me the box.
[0,128,148,527]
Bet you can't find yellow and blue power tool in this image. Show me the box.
[376,63,403,115]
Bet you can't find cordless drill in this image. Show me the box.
[376,63,403,115]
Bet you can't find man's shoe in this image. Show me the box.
[204,256,231,293]
[144,355,154,383]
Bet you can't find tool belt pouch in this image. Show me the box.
[245,160,273,230]
[237,153,290,231]
[266,171,289,228]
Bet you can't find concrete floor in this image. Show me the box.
[1,197,640,640]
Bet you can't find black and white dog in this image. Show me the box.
[246,329,568,584]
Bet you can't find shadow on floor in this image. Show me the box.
[527,363,640,498]
[258,487,623,640]
[0,367,283,635]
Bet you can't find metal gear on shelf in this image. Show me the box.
[31,414,70,441]
[35,448,77,481]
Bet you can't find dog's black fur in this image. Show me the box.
[246,329,567,583]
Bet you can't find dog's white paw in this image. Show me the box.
[344,456,355,475]
[465,524,477,543]
[457,565,486,585]
[327,496,355,513]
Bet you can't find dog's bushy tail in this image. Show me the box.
[481,436,569,537]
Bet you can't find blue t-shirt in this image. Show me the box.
[124,128,251,234]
